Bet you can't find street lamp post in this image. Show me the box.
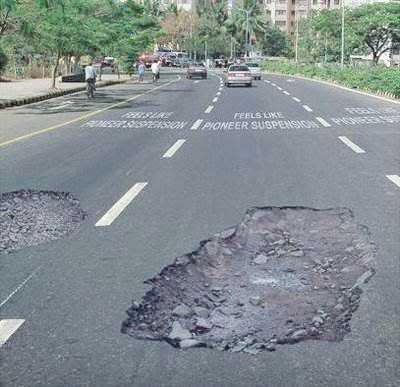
[341,0,345,67]
[236,0,257,59]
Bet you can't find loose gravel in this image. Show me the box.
[122,207,375,354]
[0,189,86,254]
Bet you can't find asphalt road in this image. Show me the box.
[0,69,399,387]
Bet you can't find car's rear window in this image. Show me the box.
[229,66,249,72]
[246,63,259,67]
[191,63,205,67]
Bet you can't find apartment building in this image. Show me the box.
[264,0,342,35]
[175,0,196,11]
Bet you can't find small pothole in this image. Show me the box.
[0,189,86,254]
[122,207,375,354]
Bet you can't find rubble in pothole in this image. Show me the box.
[122,207,375,354]
[0,190,86,254]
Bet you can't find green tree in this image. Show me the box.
[226,0,268,56]
[261,26,292,57]
[348,2,400,64]
[0,43,7,73]
[0,0,16,37]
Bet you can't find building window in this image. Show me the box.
[276,10,286,15]
[291,10,295,15]
[291,21,294,26]
[292,0,295,4]
[265,0,271,3]
[313,0,317,4]
[276,20,286,26]
[334,0,340,4]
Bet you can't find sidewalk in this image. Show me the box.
[0,74,131,108]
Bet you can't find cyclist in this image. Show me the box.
[85,61,97,98]
[151,60,160,83]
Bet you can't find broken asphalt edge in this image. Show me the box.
[0,79,130,110]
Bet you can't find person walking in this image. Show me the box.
[85,61,97,98]
[138,61,146,83]
[151,60,160,83]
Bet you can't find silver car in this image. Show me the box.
[246,62,262,80]
[224,65,252,87]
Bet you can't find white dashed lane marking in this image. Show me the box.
[95,182,148,227]
[386,175,400,188]
[194,80,200,84]
[162,139,186,158]
[292,97,301,102]
[0,319,25,348]
[191,119,204,130]
[338,136,366,154]
[216,92,221,96]
[213,97,218,103]
[277,86,283,91]
[283,91,290,95]
[303,105,313,112]
[0,267,41,310]
[205,105,214,114]
[48,101,73,110]
[315,117,332,127]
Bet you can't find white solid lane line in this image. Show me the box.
[283,91,290,95]
[303,105,313,112]
[315,117,332,127]
[0,319,25,347]
[191,119,204,130]
[338,136,366,154]
[386,175,400,188]
[292,97,301,102]
[162,139,186,158]
[205,105,214,114]
[213,97,218,103]
[95,182,148,227]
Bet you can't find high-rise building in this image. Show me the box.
[175,0,196,11]
[264,0,342,35]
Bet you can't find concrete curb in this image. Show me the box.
[263,71,400,105]
[0,79,130,110]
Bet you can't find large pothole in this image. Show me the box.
[122,207,375,354]
[0,189,86,254]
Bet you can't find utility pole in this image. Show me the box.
[189,13,193,60]
[341,0,345,67]
[295,17,299,63]
[246,9,250,58]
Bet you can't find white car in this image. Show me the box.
[246,62,262,80]
[224,65,252,87]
